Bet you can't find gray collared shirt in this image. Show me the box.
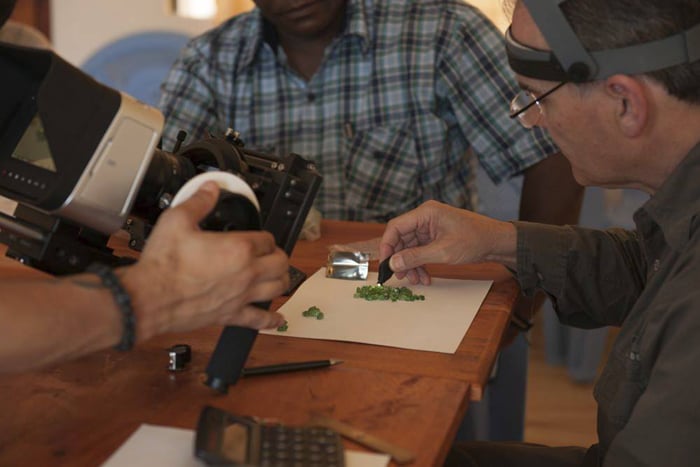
[515,142,700,466]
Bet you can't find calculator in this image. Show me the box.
[195,406,345,467]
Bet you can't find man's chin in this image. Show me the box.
[570,169,594,188]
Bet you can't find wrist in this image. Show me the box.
[117,264,162,343]
[483,221,518,267]
[88,263,136,351]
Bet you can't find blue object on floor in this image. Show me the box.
[81,31,190,107]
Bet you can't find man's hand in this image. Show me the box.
[379,201,518,285]
[122,182,289,342]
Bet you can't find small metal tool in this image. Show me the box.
[326,251,369,280]
[377,256,393,286]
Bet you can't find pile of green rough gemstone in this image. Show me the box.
[302,305,324,320]
[353,285,425,302]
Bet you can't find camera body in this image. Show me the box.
[0,43,322,393]
[0,42,321,272]
[128,130,321,259]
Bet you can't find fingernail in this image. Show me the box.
[199,181,219,194]
[390,254,404,271]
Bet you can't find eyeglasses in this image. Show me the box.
[509,81,567,128]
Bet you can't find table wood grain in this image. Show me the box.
[0,220,520,466]
[260,221,520,400]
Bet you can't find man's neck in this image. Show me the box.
[279,36,330,81]
[641,105,700,194]
[276,11,346,81]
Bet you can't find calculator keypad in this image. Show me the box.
[259,425,344,467]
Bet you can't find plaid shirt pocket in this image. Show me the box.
[343,123,420,221]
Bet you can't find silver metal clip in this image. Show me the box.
[326,251,369,280]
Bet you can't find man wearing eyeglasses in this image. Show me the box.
[380,0,700,465]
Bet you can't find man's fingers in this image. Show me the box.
[245,276,289,304]
[231,306,286,330]
[168,181,220,227]
[416,266,431,285]
[204,229,279,259]
[390,244,436,273]
[250,249,289,282]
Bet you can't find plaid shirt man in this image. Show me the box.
[159,0,558,222]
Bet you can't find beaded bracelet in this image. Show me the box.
[88,262,136,351]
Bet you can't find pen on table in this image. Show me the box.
[241,359,344,377]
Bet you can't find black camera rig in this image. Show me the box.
[0,42,322,393]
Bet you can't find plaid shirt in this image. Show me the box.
[159,0,558,222]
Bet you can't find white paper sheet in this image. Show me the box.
[101,424,390,467]
[263,268,493,354]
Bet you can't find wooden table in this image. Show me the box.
[0,220,520,467]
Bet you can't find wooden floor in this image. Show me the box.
[523,316,606,447]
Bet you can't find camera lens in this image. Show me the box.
[130,148,196,224]
[199,191,261,232]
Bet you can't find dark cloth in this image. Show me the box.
[513,142,700,466]
[444,441,589,467]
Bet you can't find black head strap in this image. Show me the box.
[507,0,700,83]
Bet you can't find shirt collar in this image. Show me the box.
[237,9,265,72]
[637,140,700,251]
[237,0,373,71]
[345,0,373,54]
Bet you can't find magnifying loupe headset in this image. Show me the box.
[506,0,700,83]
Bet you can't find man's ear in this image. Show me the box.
[604,75,649,137]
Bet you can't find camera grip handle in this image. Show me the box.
[204,326,259,393]
[171,172,265,394]
[205,300,271,394]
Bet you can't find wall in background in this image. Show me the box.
[49,1,508,67]
[468,0,508,30]
[216,0,253,22]
[214,1,509,29]
[50,0,216,66]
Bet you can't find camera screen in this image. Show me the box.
[11,114,56,172]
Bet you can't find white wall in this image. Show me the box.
[50,0,217,66]
[50,1,508,67]
[467,0,509,30]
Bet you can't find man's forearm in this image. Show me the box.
[516,152,583,319]
[0,275,122,373]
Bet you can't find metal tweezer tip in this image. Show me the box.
[377,256,393,286]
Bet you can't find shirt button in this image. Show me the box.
[307,92,316,102]
[653,259,660,272]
